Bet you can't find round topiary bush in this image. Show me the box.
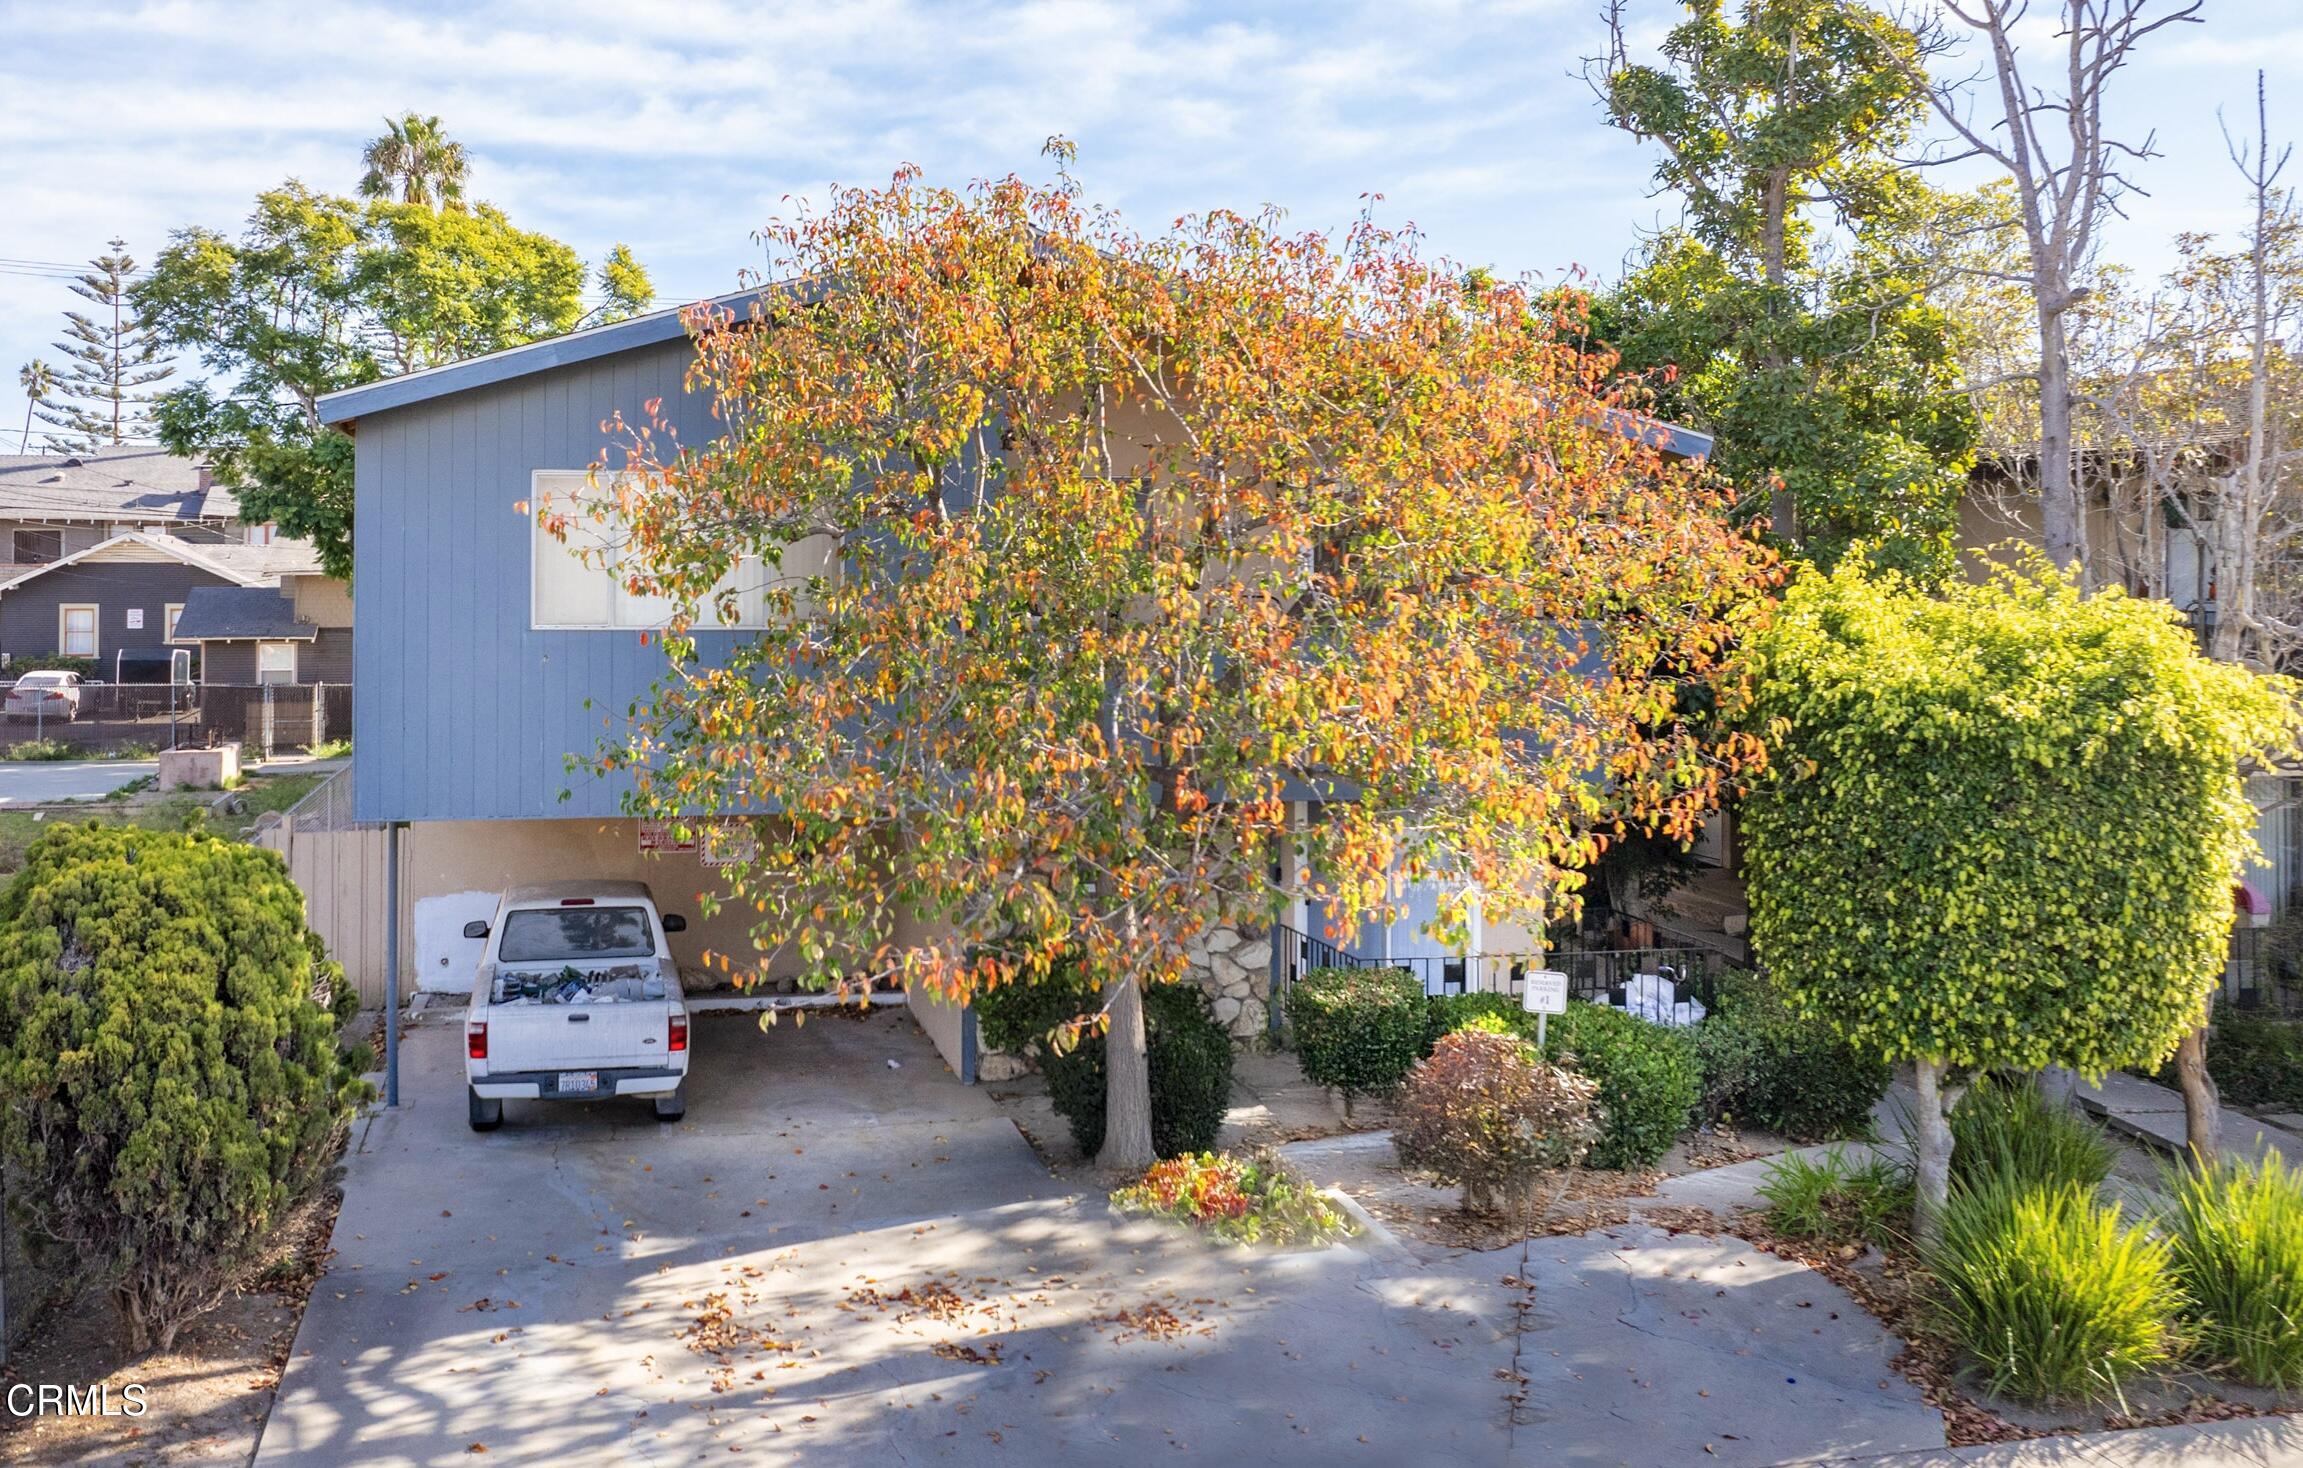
[1286,967,1426,1116]
[0,823,365,1351]
[1394,1029,1601,1214]
[976,973,1234,1160]
[1538,1001,1699,1170]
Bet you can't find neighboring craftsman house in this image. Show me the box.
[0,531,324,672]
[170,573,353,686]
[0,444,276,569]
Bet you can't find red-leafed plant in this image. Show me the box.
[1393,1026,1602,1216]
[1112,1151,1354,1247]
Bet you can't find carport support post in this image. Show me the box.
[385,821,404,1107]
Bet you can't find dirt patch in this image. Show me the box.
[0,1186,341,1467]
[1278,1120,1810,1254]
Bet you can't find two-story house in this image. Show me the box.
[317,292,1721,1083]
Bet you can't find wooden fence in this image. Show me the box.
[256,766,395,1006]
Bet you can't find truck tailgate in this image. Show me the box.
[485,1001,670,1072]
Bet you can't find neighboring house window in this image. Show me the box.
[245,522,279,546]
[256,642,299,685]
[164,603,185,643]
[530,470,830,631]
[11,529,61,565]
[58,604,97,658]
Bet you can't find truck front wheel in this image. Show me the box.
[468,1087,503,1131]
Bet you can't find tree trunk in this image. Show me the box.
[1097,968,1155,1173]
[2035,302,2085,577]
[1912,1058,1965,1256]
[2176,993,2221,1162]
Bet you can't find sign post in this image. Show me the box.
[1520,968,1569,1048]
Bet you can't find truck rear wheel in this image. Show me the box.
[468,1087,503,1131]
[652,1089,686,1122]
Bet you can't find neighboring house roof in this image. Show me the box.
[169,585,318,642]
[0,445,240,522]
[316,288,1717,459]
[0,531,319,594]
[192,539,327,582]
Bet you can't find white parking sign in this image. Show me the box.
[1520,970,1569,1015]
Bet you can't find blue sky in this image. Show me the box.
[1,0,2298,446]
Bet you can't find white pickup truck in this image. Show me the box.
[463,881,692,1130]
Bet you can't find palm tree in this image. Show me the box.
[17,359,54,452]
[358,114,469,211]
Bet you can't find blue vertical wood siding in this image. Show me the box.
[351,338,745,824]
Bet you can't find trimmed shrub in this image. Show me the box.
[1394,1029,1601,1214]
[0,824,364,1351]
[2164,1151,2303,1389]
[2203,1014,2303,1111]
[1287,967,1425,1117]
[1929,1176,2185,1404]
[1949,1075,2113,1193]
[1537,1001,1699,1170]
[1694,973,1890,1140]
[1110,1150,1355,1247]
[1423,991,1525,1053]
[1757,1146,1914,1249]
[979,975,1235,1161]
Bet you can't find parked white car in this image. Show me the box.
[4,670,83,722]
[463,881,691,1130]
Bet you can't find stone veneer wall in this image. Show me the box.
[973,918,1276,1081]
[1184,920,1274,1040]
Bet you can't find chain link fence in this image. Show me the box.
[0,680,350,758]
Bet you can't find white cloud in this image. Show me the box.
[0,0,2291,427]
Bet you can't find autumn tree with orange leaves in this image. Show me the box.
[560,158,1774,1171]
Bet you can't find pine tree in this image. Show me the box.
[34,240,176,451]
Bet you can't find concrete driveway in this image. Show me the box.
[256,1009,1946,1467]
[0,758,155,804]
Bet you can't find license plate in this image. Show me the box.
[555,1071,599,1095]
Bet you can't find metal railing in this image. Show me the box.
[2225,924,2303,1016]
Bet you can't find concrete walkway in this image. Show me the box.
[1832,1415,2303,1465]
[2076,1070,2298,1165]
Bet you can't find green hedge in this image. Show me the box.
[2204,1014,2303,1110]
[1423,991,1524,1054]
[0,824,365,1352]
[975,973,1234,1160]
[1287,967,1426,1116]
[1693,1010,1889,1141]
[1538,1002,1699,1170]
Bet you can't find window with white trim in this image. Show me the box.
[529,470,835,631]
[58,604,97,658]
[164,603,185,643]
[255,641,298,685]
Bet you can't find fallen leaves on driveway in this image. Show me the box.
[1095,1301,1211,1344]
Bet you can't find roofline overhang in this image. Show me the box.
[316,282,1712,461]
[319,288,775,430]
